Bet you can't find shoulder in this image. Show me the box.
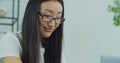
[0,32,22,48]
[1,32,15,38]
[0,32,19,44]
[0,32,22,58]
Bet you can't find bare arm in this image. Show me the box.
[3,57,22,63]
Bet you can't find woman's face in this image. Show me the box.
[39,1,63,38]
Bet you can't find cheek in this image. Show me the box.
[55,24,60,29]
[39,17,46,26]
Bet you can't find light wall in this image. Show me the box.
[64,0,120,63]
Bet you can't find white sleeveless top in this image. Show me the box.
[0,32,66,63]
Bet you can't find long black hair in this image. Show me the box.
[21,0,65,63]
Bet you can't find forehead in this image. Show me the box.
[40,1,63,13]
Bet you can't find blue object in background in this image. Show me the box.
[101,56,120,63]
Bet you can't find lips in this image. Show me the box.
[43,27,54,32]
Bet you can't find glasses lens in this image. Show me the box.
[43,15,52,21]
[53,17,64,24]
[39,13,65,24]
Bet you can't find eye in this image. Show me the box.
[43,14,51,18]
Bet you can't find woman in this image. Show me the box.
[0,0,65,63]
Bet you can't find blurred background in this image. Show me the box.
[1,0,120,63]
[0,0,28,37]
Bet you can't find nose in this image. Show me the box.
[48,19,55,27]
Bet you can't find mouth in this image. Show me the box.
[43,27,54,33]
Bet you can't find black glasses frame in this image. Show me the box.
[38,12,65,24]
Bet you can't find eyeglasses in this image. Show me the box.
[38,12,65,24]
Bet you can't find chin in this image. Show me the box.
[42,34,52,38]
[43,36,50,38]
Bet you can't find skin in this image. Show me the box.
[3,1,62,63]
[3,57,22,63]
[40,1,63,38]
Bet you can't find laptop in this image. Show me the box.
[101,56,120,63]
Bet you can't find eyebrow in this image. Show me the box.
[44,9,62,14]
